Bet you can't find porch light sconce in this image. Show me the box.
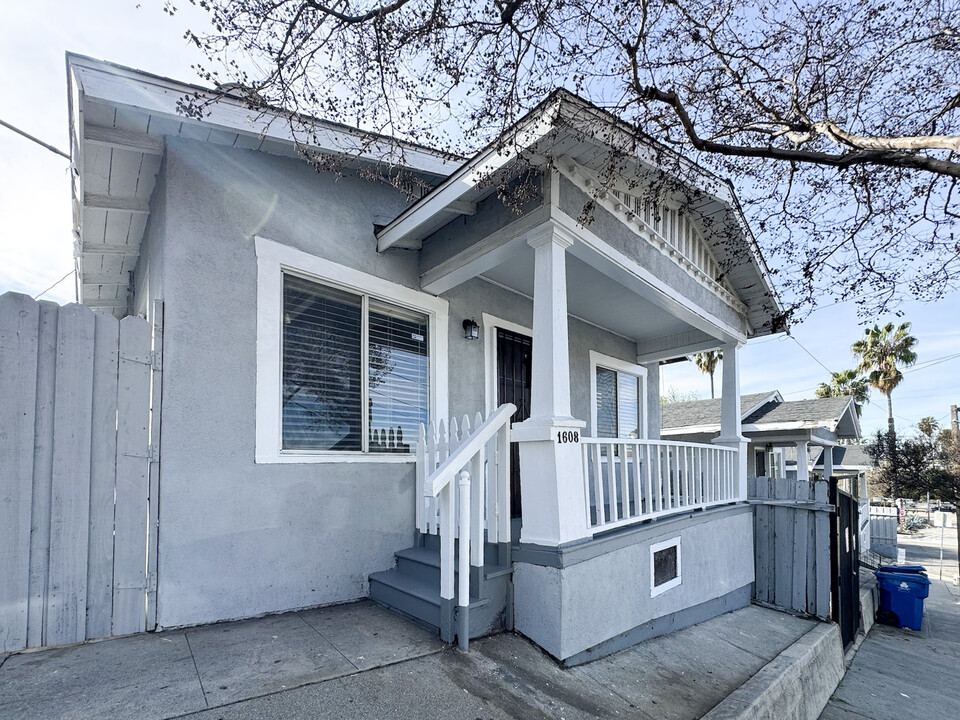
[462,318,480,340]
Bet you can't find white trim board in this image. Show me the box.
[255,236,449,463]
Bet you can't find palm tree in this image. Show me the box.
[814,369,870,415]
[851,322,918,434]
[917,416,939,438]
[693,350,723,399]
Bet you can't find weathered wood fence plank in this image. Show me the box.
[750,477,833,620]
[112,316,152,636]
[86,312,120,639]
[0,292,155,652]
[145,300,164,630]
[0,293,40,653]
[47,304,96,647]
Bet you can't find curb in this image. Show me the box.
[701,622,845,720]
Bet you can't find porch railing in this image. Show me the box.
[417,403,515,650]
[581,438,739,534]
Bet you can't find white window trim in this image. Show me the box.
[481,312,532,415]
[589,350,648,439]
[255,236,448,463]
[650,536,682,597]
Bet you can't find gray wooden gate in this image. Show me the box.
[0,292,161,653]
[749,477,832,619]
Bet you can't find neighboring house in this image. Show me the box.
[65,54,782,665]
[662,392,861,482]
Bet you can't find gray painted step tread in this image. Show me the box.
[395,547,511,580]
[369,569,489,609]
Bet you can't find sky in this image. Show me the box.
[1,0,958,440]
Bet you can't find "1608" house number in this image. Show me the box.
[557,430,580,444]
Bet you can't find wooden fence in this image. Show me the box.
[749,477,832,619]
[869,506,899,557]
[0,292,159,653]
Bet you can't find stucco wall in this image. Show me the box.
[513,506,755,660]
[154,138,428,628]
[132,155,167,322]
[442,278,640,424]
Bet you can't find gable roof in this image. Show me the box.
[662,392,861,439]
[661,391,779,430]
[375,89,784,337]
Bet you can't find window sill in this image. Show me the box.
[256,453,417,465]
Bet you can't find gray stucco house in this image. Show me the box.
[67,54,783,664]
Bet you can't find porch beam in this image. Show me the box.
[420,205,550,294]
[635,330,722,364]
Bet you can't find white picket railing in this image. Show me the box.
[416,403,515,650]
[581,438,739,534]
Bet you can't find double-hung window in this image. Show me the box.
[590,351,647,441]
[255,237,448,463]
[282,275,429,453]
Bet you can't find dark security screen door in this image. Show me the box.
[496,328,532,518]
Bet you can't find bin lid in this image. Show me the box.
[878,564,927,574]
[875,570,932,586]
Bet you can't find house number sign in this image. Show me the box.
[557,430,580,444]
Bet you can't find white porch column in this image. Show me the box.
[822,445,834,481]
[795,441,809,483]
[712,341,748,499]
[513,223,588,546]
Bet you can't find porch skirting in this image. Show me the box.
[513,504,755,664]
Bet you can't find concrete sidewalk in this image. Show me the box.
[0,596,832,720]
[820,526,960,720]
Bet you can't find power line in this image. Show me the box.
[34,270,75,300]
[0,118,69,159]
[787,335,835,375]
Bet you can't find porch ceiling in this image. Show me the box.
[481,246,699,346]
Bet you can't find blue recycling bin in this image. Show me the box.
[875,567,931,631]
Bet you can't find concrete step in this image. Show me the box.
[368,567,490,637]
[395,546,511,586]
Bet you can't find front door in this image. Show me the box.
[496,328,532,518]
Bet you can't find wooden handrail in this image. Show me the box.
[425,403,516,498]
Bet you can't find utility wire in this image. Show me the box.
[34,270,76,300]
[0,118,69,159]
[787,335,835,375]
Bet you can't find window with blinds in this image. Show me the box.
[368,299,429,453]
[595,366,643,439]
[281,274,429,454]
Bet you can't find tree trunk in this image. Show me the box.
[886,393,899,500]
[710,371,715,400]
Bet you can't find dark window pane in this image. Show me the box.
[653,545,679,587]
[282,274,362,451]
[368,299,429,454]
[596,367,618,438]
